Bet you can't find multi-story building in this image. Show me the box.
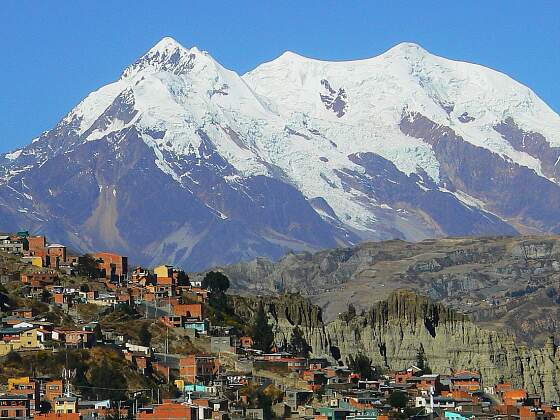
[53,396,78,414]
[47,244,67,269]
[179,355,217,384]
[0,327,40,356]
[0,235,25,254]
[0,395,30,419]
[94,252,128,281]
[7,377,39,412]
[154,264,174,279]
[27,235,46,253]
[44,380,64,402]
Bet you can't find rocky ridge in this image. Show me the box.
[233,290,560,403]
[202,236,560,345]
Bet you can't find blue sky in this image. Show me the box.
[1,1,559,153]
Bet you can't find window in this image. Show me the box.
[1,410,8,417]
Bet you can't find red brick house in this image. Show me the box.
[47,244,67,268]
[179,355,217,384]
[138,403,196,419]
[95,252,128,281]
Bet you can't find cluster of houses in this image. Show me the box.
[0,231,127,279]
[0,304,100,356]
[0,376,114,419]
[2,352,560,419]
[2,231,560,419]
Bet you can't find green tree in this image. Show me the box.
[93,323,103,344]
[77,254,100,278]
[347,354,376,380]
[288,326,311,358]
[139,323,152,347]
[203,272,231,315]
[251,303,274,352]
[176,271,190,287]
[416,346,432,374]
[388,391,409,409]
[201,271,230,293]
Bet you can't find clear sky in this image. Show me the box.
[1,1,559,153]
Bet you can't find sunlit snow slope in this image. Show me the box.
[2,37,560,269]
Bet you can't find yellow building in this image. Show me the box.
[21,256,43,267]
[54,396,78,414]
[8,377,33,391]
[154,264,173,278]
[0,327,40,356]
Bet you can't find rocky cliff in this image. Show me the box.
[233,290,560,403]
[210,236,560,346]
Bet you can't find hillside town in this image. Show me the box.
[0,231,559,419]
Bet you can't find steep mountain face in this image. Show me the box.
[233,291,560,403]
[2,37,560,268]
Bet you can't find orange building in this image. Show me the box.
[21,272,59,285]
[45,380,64,402]
[179,355,217,384]
[451,370,481,392]
[394,366,422,384]
[28,236,46,252]
[172,303,203,319]
[47,244,67,268]
[138,403,196,419]
[8,377,40,412]
[503,389,528,406]
[95,252,128,281]
[518,406,550,420]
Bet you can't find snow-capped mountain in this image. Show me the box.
[2,37,560,269]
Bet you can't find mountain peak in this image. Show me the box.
[148,36,187,54]
[382,42,430,59]
[121,37,206,79]
[277,50,305,60]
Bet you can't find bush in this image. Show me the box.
[4,351,22,367]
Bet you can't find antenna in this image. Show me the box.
[62,367,76,398]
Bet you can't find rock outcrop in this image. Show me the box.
[233,290,560,403]
[211,236,560,346]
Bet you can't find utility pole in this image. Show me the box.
[429,385,434,420]
[165,327,169,355]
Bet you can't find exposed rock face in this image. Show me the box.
[494,117,560,182]
[207,236,560,346]
[400,112,560,232]
[234,291,560,403]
